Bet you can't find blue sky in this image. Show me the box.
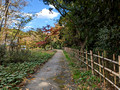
[22,0,60,31]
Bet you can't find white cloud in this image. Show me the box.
[12,19,21,24]
[23,26,32,29]
[49,4,55,9]
[36,8,59,19]
[22,13,33,17]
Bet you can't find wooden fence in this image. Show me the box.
[64,47,120,90]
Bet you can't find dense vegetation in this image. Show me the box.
[43,0,120,57]
[0,1,61,89]
[0,49,55,89]
[0,0,120,89]
[64,51,101,89]
[1,0,119,55]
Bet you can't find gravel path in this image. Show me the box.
[23,50,75,90]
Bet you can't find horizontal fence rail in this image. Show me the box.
[64,47,120,90]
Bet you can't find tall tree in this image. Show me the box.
[0,0,28,45]
[43,0,120,55]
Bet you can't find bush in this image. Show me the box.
[0,44,6,64]
[0,49,55,89]
[2,50,32,64]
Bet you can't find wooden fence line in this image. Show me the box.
[64,47,120,90]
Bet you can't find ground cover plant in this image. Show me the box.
[63,51,101,90]
[0,49,56,89]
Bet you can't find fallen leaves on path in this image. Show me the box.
[30,78,36,80]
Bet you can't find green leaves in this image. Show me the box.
[0,50,55,89]
[64,51,101,89]
[46,0,120,55]
[95,26,120,56]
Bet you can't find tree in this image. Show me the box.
[0,0,28,46]
[9,15,32,51]
[43,0,120,55]
[36,24,62,50]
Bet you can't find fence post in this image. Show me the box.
[102,53,106,89]
[83,50,84,61]
[76,49,78,59]
[98,51,101,82]
[113,54,116,85]
[71,48,73,56]
[79,50,81,66]
[70,48,71,54]
[86,50,88,70]
[77,49,78,59]
[118,56,120,82]
[81,50,83,61]
[90,50,94,75]
[78,50,79,59]
[75,49,77,59]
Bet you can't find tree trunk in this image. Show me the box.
[80,37,88,52]
[16,37,20,52]
[0,0,10,32]
[0,0,2,6]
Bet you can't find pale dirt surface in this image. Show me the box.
[22,50,75,90]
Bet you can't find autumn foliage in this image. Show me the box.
[36,24,62,48]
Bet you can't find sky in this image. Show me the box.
[22,0,60,31]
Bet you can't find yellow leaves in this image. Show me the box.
[23,77,35,83]
[30,78,36,80]
[0,6,4,9]
[19,89,29,90]
[57,0,63,4]
[26,88,29,90]
[8,12,11,15]
[87,86,90,90]
[23,78,29,83]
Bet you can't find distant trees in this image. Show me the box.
[36,24,62,50]
[0,0,33,51]
[0,0,27,31]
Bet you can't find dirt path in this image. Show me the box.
[23,50,75,90]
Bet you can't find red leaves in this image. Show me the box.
[42,26,47,30]
[42,25,61,36]
[42,26,53,33]
[49,28,53,31]
[51,29,60,35]
[45,36,48,41]
[36,25,62,47]
[36,37,48,46]
[36,41,47,46]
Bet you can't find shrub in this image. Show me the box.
[0,44,6,64]
[3,50,32,64]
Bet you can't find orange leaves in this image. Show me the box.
[36,41,47,46]
[42,25,61,36]
[36,24,62,47]
[26,88,29,90]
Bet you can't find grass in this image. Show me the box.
[0,49,56,90]
[63,51,101,90]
